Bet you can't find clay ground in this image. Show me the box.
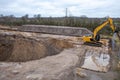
[0,25,120,80]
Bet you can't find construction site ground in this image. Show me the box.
[0,25,120,80]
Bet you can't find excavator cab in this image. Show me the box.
[82,34,100,42]
[82,34,102,47]
[82,34,93,42]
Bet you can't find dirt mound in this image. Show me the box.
[0,34,73,62]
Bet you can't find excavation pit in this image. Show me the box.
[0,25,119,80]
[0,33,73,62]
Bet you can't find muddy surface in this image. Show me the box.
[0,43,119,80]
[0,25,120,80]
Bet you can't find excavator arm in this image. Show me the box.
[93,18,116,39]
[82,17,117,43]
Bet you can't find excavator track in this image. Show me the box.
[83,42,102,47]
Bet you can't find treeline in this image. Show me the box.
[0,14,120,34]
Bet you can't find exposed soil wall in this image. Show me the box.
[0,34,73,62]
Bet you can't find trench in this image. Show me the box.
[0,34,73,62]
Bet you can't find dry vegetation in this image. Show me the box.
[0,15,120,35]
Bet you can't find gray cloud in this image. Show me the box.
[0,0,119,17]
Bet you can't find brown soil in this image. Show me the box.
[0,34,73,62]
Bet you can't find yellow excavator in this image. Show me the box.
[82,17,119,45]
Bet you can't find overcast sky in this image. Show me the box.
[0,0,119,17]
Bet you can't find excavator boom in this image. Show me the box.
[93,18,115,39]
